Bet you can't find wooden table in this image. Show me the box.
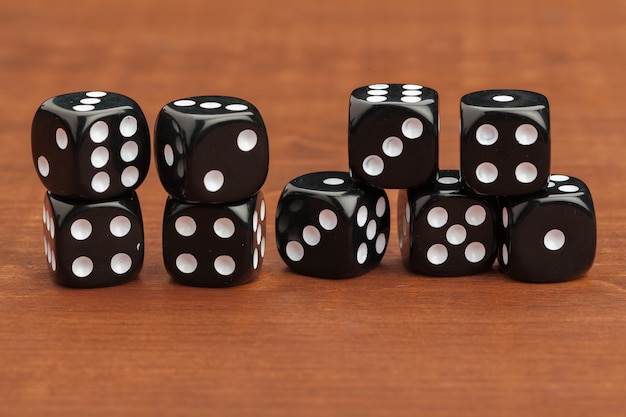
[1,0,625,415]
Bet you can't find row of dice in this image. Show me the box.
[275,85,596,283]
[32,92,270,288]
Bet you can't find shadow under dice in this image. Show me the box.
[42,191,144,288]
[162,192,266,287]
[460,89,550,196]
[348,84,438,189]
[398,171,498,276]
[32,91,150,200]
[276,172,390,278]
[154,96,269,204]
[499,174,596,283]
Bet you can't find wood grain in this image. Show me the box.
[1,0,625,415]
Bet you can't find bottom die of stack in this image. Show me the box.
[42,191,144,288]
[162,191,266,287]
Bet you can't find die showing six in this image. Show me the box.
[32,91,151,200]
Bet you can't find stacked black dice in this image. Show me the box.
[32,91,150,288]
[459,90,596,282]
[276,84,596,283]
[154,97,269,287]
[399,88,596,283]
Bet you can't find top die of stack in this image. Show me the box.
[348,84,439,189]
[32,91,151,200]
[154,96,269,204]
[460,89,550,197]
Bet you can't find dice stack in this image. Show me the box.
[400,88,596,283]
[32,91,150,288]
[276,84,596,283]
[154,96,269,287]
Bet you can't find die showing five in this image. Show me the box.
[398,170,498,276]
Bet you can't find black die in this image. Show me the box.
[162,192,266,287]
[499,174,596,283]
[348,84,438,189]
[42,191,144,288]
[398,170,498,276]
[154,96,269,204]
[276,172,390,278]
[460,89,550,196]
[32,91,150,200]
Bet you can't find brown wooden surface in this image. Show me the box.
[1,0,625,415]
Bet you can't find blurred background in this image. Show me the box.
[1,0,625,415]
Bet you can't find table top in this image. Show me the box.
[2,0,625,415]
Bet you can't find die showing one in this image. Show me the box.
[276,172,390,278]
[162,191,266,287]
[32,91,150,200]
[348,84,438,189]
[398,170,498,276]
[460,89,550,196]
[154,96,269,204]
[42,191,144,288]
[499,174,596,283]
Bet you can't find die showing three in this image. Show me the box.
[32,91,149,288]
[276,172,389,278]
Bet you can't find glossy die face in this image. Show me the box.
[276,172,390,278]
[348,84,438,189]
[499,174,596,283]
[32,91,150,199]
[42,191,144,288]
[398,170,498,276]
[460,89,550,196]
[162,192,266,287]
[154,96,269,204]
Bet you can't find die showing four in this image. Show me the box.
[162,192,266,287]
[460,90,550,196]
[42,191,144,288]
[276,172,390,278]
